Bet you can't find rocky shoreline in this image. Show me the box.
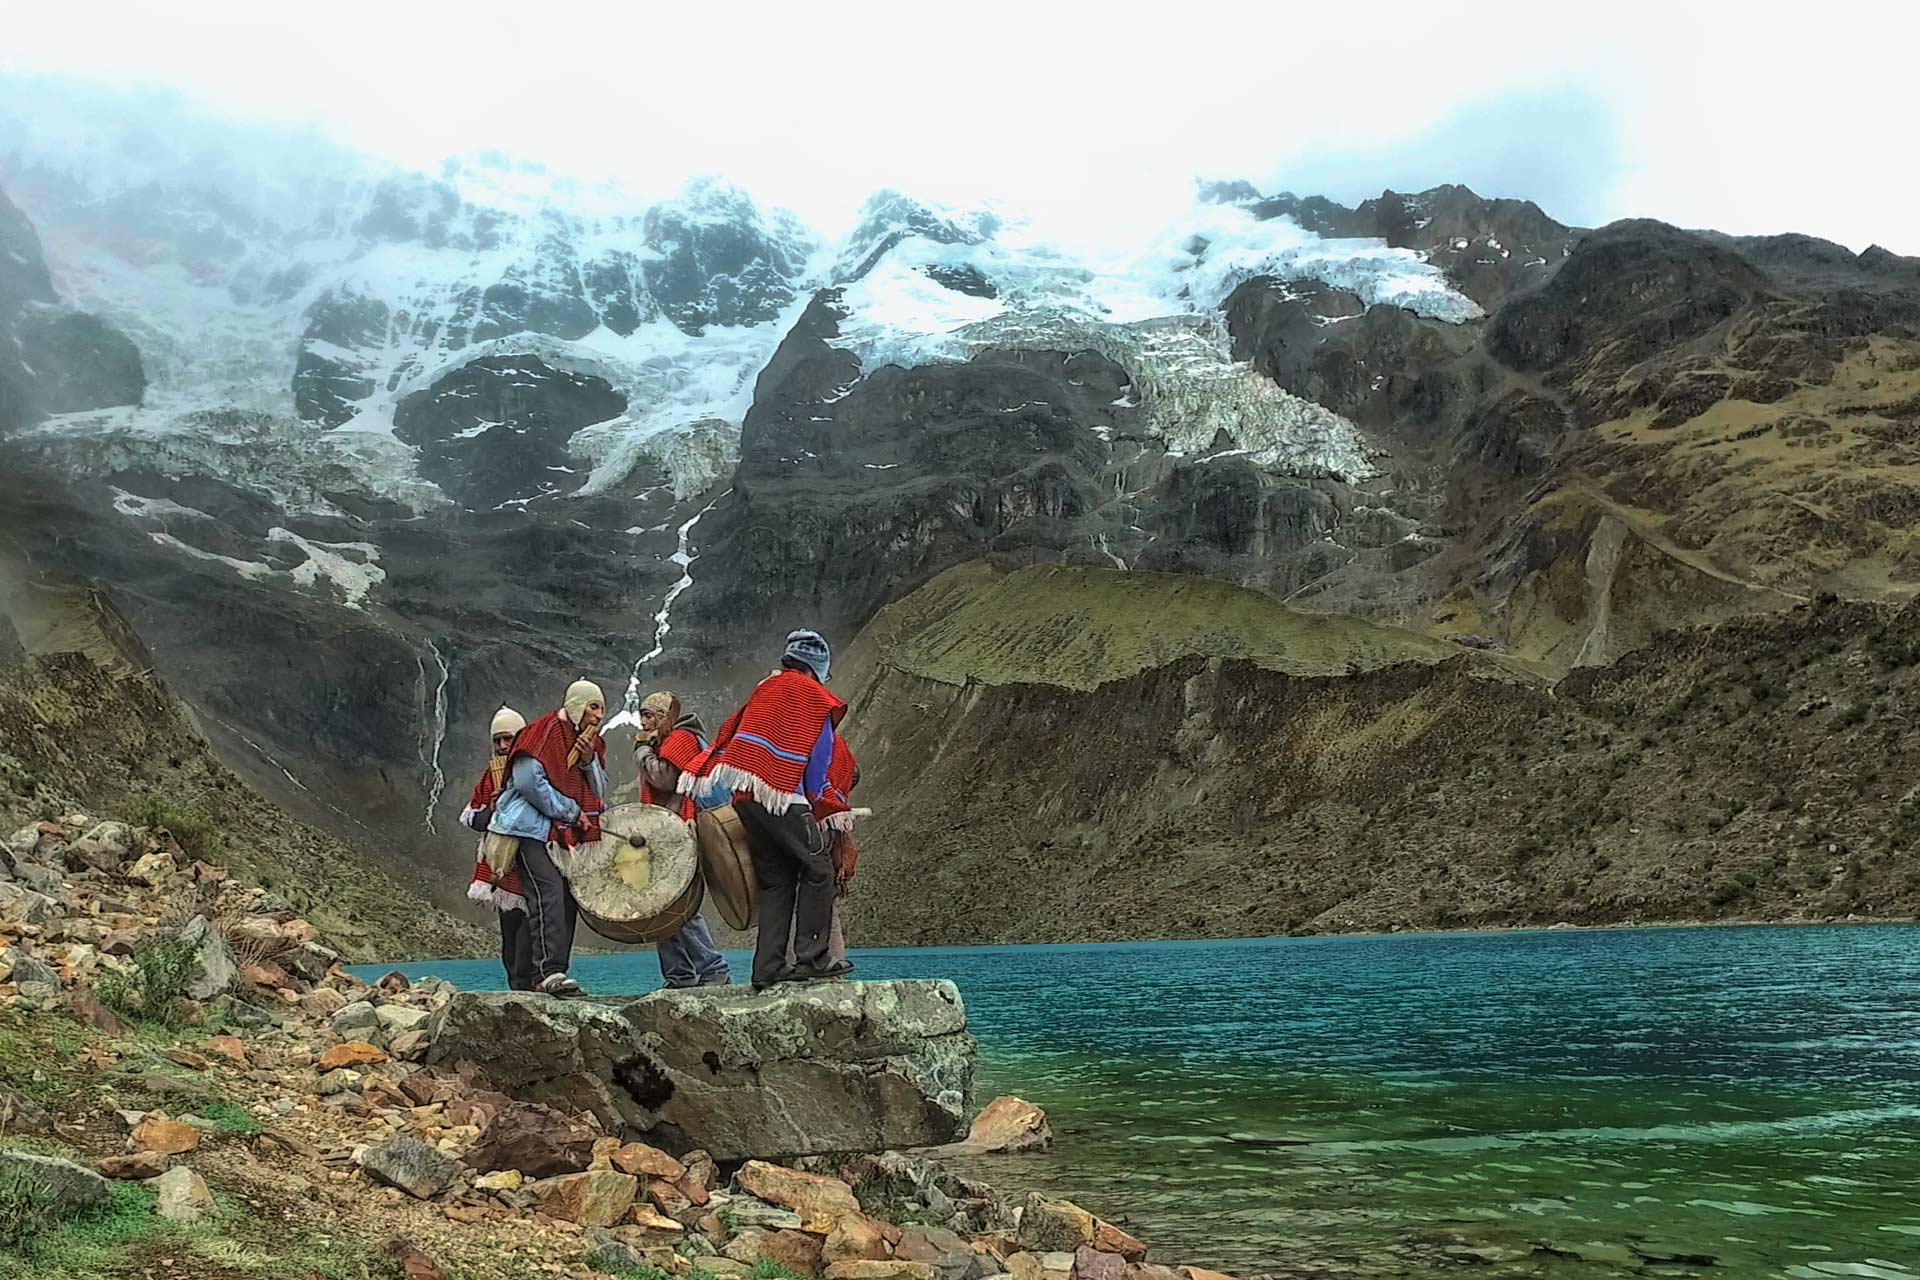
[0,807,1259,1280]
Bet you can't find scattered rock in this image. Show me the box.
[98,1152,171,1179]
[0,1087,54,1135]
[283,941,340,985]
[1091,1221,1147,1263]
[727,1226,825,1274]
[377,1005,433,1036]
[319,1068,365,1096]
[377,970,412,994]
[300,987,348,1018]
[126,851,177,887]
[824,1213,900,1263]
[724,1197,806,1231]
[68,989,129,1035]
[611,1141,685,1180]
[1073,1248,1127,1280]
[0,884,58,926]
[0,1151,110,1217]
[385,1236,453,1280]
[179,916,237,1001]
[1175,1269,1240,1280]
[357,1137,460,1201]
[131,1118,201,1155]
[317,1042,388,1070]
[151,1165,214,1221]
[240,961,289,989]
[948,1097,1051,1155]
[629,1204,687,1234]
[1005,1253,1074,1280]
[737,1160,864,1231]
[207,1035,249,1065]
[465,1101,596,1178]
[330,1001,381,1036]
[647,1175,695,1221]
[474,1169,523,1193]
[825,1264,938,1280]
[387,1030,431,1062]
[897,1226,978,1280]
[529,1169,638,1227]
[1017,1194,1094,1253]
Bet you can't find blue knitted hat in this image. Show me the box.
[783,629,831,682]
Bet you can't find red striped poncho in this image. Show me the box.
[640,725,704,822]
[508,709,606,847]
[683,668,846,813]
[465,756,524,912]
[812,735,859,832]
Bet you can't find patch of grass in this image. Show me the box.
[584,1250,674,1280]
[0,1021,72,1106]
[0,1160,61,1252]
[97,934,203,1027]
[0,1180,160,1275]
[127,793,225,858]
[751,1261,813,1280]
[197,1100,261,1138]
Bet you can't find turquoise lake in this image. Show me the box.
[359,925,1920,1278]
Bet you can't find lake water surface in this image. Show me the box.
[360,925,1920,1279]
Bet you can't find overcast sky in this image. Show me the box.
[6,0,1915,253]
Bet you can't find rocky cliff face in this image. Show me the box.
[6,86,1920,931]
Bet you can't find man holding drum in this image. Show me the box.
[485,678,609,998]
[683,630,852,991]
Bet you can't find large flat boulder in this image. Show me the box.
[426,980,975,1161]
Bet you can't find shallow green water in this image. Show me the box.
[369,925,1920,1278]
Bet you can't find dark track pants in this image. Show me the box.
[515,837,578,983]
[735,800,834,987]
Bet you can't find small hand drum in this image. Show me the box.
[567,802,704,944]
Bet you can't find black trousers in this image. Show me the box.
[736,799,834,987]
[515,837,578,983]
[497,909,535,991]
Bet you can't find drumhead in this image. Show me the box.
[566,802,700,932]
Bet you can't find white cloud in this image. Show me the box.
[4,0,1917,253]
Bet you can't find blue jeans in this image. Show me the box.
[657,910,731,988]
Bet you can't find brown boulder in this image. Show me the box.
[1074,1250,1128,1280]
[952,1096,1051,1154]
[1017,1194,1095,1253]
[736,1160,863,1232]
[130,1118,200,1155]
[241,961,289,989]
[530,1169,638,1227]
[678,1148,717,1206]
[386,1236,453,1280]
[824,1264,936,1280]
[1091,1220,1147,1263]
[646,1176,695,1222]
[823,1214,900,1263]
[317,1042,387,1070]
[206,1035,249,1065]
[725,1227,824,1275]
[611,1141,685,1180]
[1176,1270,1239,1280]
[97,1152,169,1179]
[69,991,129,1036]
[466,1102,597,1178]
[628,1204,687,1234]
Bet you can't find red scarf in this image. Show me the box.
[508,709,606,847]
[812,736,859,831]
[466,756,523,907]
[687,669,845,812]
[641,725,704,821]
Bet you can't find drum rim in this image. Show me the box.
[578,869,706,945]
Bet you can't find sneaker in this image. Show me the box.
[538,972,586,998]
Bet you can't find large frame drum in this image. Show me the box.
[566,803,704,944]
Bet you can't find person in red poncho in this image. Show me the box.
[683,630,849,990]
[485,678,609,998]
[634,689,732,989]
[462,705,534,990]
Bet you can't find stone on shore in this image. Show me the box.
[942,1096,1052,1155]
[465,1101,597,1178]
[131,1118,201,1155]
[98,1152,170,1180]
[735,1160,863,1231]
[1017,1194,1095,1253]
[426,980,975,1160]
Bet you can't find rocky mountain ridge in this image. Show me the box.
[5,86,1920,932]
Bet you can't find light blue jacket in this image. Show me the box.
[489,752,607,842]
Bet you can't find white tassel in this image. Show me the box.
[702,763,807,814]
